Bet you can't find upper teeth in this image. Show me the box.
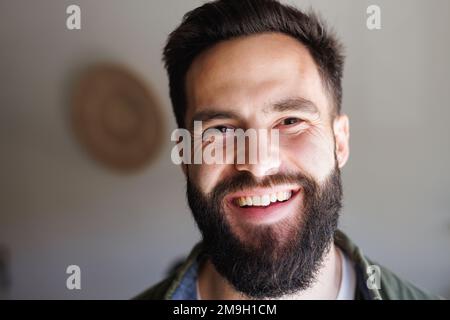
[236,191,293,207]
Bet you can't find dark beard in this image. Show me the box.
[186,165,343,299]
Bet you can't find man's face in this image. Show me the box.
[183,33,349,298]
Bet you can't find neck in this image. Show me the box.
[197,242,342,300]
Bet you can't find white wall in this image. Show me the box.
[0,0,449,299]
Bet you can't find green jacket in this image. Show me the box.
[135,230,440,300]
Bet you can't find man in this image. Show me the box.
[137,0,438,300]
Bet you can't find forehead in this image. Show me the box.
[185,32,330,123]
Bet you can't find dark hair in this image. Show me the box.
[163,0,345,128]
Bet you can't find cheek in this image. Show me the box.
[188,163,227,194]
[280,130,335,183]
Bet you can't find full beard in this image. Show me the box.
[186,165,343,299]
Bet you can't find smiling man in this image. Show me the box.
[136,0,437,300]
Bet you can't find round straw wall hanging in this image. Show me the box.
[71,64,165,172]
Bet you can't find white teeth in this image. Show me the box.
[236,190,294,207]
[270,194,277,203]
[261,195,270,206]
[286,190,292,199]
[277,191,292,201]
[252,196,261,206]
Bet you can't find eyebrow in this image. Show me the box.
[191,110,241,124]
[266,97,319,114]
[189,97,319,128]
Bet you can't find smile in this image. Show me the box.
[234,190,294,207]
[225,187,302,224]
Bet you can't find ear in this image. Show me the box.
[333,114,350,168]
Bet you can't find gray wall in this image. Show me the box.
[0,0,449,299]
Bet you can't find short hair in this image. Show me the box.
[163,0,345,128]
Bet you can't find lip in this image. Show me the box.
[224,187,302,225]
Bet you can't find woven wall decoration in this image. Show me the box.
[72,64,165,172]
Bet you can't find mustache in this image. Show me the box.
[207,170,318,201]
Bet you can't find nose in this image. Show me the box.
[234,130,281,177]
[235,160,280,177]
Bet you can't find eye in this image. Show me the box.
[279,117,302,126]
[202,125,236,142]
[275,117,308,135]
[214,125,236,134]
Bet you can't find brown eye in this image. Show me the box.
[202,125,235,142]
[281,118,300,126]
[215,125,235,134]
